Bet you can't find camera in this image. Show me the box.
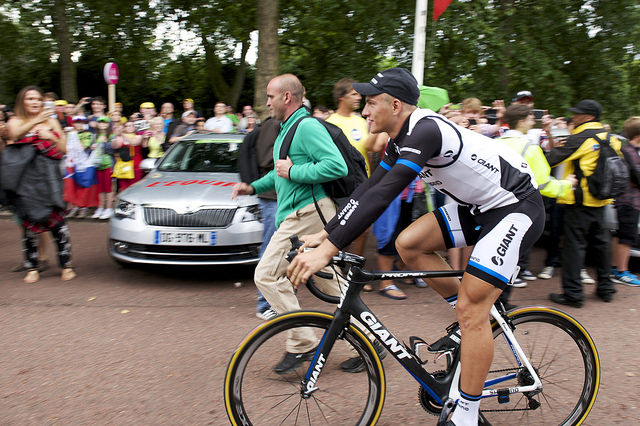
[133,119,150,132]
[532,109,547,120]
[468,118,477,126]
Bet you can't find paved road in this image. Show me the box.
[0,217,638,424]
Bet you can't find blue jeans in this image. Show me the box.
[257,199,277,313]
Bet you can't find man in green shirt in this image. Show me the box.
[232,74,356,374]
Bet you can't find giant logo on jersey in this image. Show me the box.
[470,154,498,173]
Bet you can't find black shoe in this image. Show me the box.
[340,340,388,373]
[549,293,583,308]
[273,347,317,375]
[596,292,614,302]
[428,322,461,353]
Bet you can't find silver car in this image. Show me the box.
[109,132,263,266]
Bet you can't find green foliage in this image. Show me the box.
[1,0,638,128]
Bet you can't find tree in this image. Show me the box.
[254,0,279,119]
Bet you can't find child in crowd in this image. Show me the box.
[111,120,143,192]
[92,116,115,219]
[65,115,99,218]
[145,116,165,159]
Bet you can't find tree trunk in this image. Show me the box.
[229,40,249,111]
[202,35,230,103]
[254,0,279,120]
[51,0,77,102]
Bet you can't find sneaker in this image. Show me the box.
[77,208,88,218]
[256,307,278,321]
[99,208,113,220]
[339,340,388,373]
[428,322,461,354]
[91,207,104,219]
[581,269,595,285]
[537,266,554,280]
[615,270,640,287]
[519,269,537,281]
[273,347,317,375]
[414,278,428,288]
[511,277,527,288]
[66,207,79,218]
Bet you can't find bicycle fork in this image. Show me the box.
[300,309,350,398]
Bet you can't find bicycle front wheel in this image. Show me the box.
[483,306,600,425]
[224,311,386,426]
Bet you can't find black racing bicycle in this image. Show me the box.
[224,236,600,425]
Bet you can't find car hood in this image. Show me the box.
[119,171,256,208]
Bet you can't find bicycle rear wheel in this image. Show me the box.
[483,307,600,425]
[224,311,386,425]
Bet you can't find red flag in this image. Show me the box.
[433,0,452,20]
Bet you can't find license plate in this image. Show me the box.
[154,231,216,245]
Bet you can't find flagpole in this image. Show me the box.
[412,0,428,85]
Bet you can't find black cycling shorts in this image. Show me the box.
[434,192,545,289]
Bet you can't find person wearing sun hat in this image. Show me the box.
[287,67,544,425]
[53,99,72,128]
[139,102,156,120]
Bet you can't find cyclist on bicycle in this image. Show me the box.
[287,67,545,425]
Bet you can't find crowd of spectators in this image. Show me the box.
[1,83,638,298]
[0,94,260,220]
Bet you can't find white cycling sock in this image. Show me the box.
[450,390,480,426]
[445,294,458,310]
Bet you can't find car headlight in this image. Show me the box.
[115,198,137,219]
[236,205,262,223]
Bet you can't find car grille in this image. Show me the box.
[110,240,261,265]
[143,207,237,228]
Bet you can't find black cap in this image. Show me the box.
[353,68,420,105]
[568,99,602,119]
[512,90,534,102]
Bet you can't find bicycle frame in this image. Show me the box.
[299,265,543,406]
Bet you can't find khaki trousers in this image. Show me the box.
[254,198,343,353]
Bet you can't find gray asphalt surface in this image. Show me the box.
[1,216,639,425]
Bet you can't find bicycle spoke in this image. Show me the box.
[225,313,384,425]
[481,310,599,426]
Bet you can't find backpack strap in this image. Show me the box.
[279,116,308,160]
[279,115,334,226]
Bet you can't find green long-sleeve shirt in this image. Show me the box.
[251,107,348,227]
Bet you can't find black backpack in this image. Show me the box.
[576,133,629,200]
[279,116,368,215]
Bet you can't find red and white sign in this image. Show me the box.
[103,62,119,85]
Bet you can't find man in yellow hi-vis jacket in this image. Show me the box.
[545,99,621,307]
[494,104,577,307]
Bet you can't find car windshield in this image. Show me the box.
[157,139,240,173]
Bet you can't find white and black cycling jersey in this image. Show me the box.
[325,108,538,250]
